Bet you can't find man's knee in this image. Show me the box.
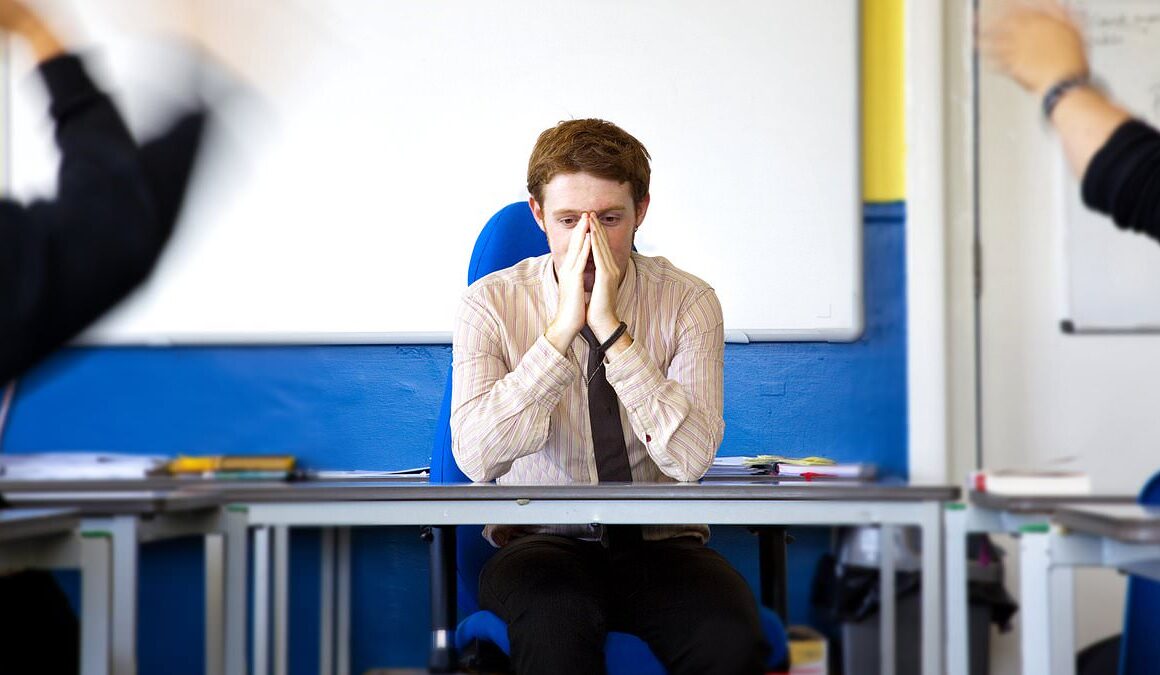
[502,591,608,675]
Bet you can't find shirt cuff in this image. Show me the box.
[512,335,575,409]
[604,339,665,409]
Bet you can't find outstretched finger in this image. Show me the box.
[575,232,592,275]
[568,214,593,272]
[563,214,589,268]
[590,217,613,272]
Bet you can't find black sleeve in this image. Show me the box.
[1081,119,1160,243]
[0,54,205,382]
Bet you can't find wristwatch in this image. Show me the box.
[1042,74,1091,119]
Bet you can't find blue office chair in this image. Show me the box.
[1117,470,1160,675]
[427,201,789,673]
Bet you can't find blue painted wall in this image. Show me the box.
[3,203,905,672]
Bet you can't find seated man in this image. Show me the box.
[451,119,769,675]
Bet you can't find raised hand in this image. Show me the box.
[586,211,623,343]
[982,1,1088,96]
[0,0,64,63]
[544,212,592,355]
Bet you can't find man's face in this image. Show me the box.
[530,172,649,292]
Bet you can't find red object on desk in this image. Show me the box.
[799,472,838,481]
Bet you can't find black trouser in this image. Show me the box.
[0,570,79,675]
[479,534,769,675]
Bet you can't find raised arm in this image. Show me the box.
[982,0,1160,240]
[0,1,206,380]
[604,288,725,482]
[450,293,577,482]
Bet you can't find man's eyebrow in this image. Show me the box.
[550,207,627,215]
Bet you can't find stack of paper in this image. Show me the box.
[0,452,168,480]
[708,455,876,480]
[705,456,766,478]
[310,467,430,479]
[969,469,1092,495]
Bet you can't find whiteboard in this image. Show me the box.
[5,0,861,344]
[1060,0,1160,332]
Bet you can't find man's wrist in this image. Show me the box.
[602,330,633,361]
[589,316,622,343]
[544,321,576,356]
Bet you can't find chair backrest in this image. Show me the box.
[1119,470,1160,675]
[431,200,548,484]
[430,201,548,611]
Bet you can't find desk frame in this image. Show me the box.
[944,496,1140,675]
[0,511,111,675]
[224,493,950,675]
[81,510,227,675]
[3,489,227,675]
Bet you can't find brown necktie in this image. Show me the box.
[580,326,641,547]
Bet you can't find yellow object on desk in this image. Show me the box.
[166,455,296,474]
[743,455,836,467]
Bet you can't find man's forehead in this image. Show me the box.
[541,174,635,213]
[548,204,630,214]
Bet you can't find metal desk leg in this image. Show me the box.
[253,526,271,675]
[320,527,335,675]
[920,503,945,675]
[337,527,351,675]
[879,524,896,675]
[205,533,225,675]
[1049,564,1076,675]
[112,517,139,675]
[80,532,112,675]
[225,508,251,675]
[84,515,139,675]
[274,526,290,675]
[316,526,351,675]
[1019,530,1052,675]
[944,505,969,675]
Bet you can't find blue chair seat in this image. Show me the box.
[455,607,789,674]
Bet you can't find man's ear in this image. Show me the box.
[529,197,547,233]
[634,194,651,231]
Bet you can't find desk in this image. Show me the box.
[222,480,958,675]
[3,487,225,675]
[943,493,1136,675]
[1030,504,1160,675]
[1054,504,1160,546]
[0,508,110,674]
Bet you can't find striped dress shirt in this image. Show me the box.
[451,252,725,546]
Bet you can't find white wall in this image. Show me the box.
[945,2,1160,672]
